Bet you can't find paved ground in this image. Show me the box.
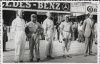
[3,39,97,63]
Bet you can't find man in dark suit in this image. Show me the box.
[3,23,8,51]
[83,13,94,57]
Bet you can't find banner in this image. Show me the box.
[2,2,70,12]
[86,4,97,15]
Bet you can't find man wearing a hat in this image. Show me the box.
[83,13,94,57]
[42,12,54,59]
[26,14,41,62]
[60,16,72,58]
[11,10,26,62]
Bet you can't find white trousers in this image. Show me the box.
[14,31,26,61]
[62,31,71,55]
[45,30,53,56]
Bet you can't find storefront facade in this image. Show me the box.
[2,2,71,26]
[71,2,97,22]
[3,2,97,33]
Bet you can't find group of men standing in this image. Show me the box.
[10,10,96,63]
[11,10,55,62]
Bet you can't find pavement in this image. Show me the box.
[3,39,97,63]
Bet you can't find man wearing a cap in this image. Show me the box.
[83,13,94,57]
[11,10,26,62]
[42,12,54,59]
[26,14,41,62]
[60,16,72,58]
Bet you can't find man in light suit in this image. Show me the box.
[60,16,72,58]
[42,12,54,59]
[26,14,41,62]
[83,13,94,57]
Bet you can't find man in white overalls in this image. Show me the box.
[11,10,26,62]
[60,16,72,58]
[42,12,54,59]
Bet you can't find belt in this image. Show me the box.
[31,32,40,35]
[63,30,70,32]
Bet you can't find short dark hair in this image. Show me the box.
[31,14,37,18]
[86,13,90,17]
[66,17,69,19]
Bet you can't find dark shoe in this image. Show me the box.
[90,51,92,54]
[63,55,66,58]
[30,59,33,62]
[95,42,97,44]
[47,55,54,59]
[33,55,34,58]
[89,53,95,56]
[63,38,66,41]
[19,61,23,63]
[3,50,7,52]
[66,55,72,58]
[37,58,40,62]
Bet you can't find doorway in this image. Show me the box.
[3,10,16,26]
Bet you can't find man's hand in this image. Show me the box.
[44,31,47,36]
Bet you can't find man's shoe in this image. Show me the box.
[67,55,72,58]
[37,58,40,62]
[89,53,95,56]
[95,42,97,44]
[63,55,66,58]
[19,61,23,63]
[3,50,7,52]
[30,59,33,62]
[47,55,54,59]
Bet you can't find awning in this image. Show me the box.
[72,13,85,16]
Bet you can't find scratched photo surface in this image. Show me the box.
[2,2,98,63]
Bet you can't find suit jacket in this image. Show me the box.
[3,24,8,42]
[83,18,94,37]
[25,21,42,38]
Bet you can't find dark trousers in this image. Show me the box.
[85,36,93,54]
[57,29,60,40]
[3,42,6,51]
[78,31,84,42]
[3,33,8,51]
[29,34,40,60]
[72,29,77,40]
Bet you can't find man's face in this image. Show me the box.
[89,14,93,19]
[18,10,23,18]
[66,17,68,22]
[80,21,83,25]
[31,15,36,23]
[80,21,82,23]
[47,13,51,18]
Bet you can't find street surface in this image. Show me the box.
[3,39,97,63]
